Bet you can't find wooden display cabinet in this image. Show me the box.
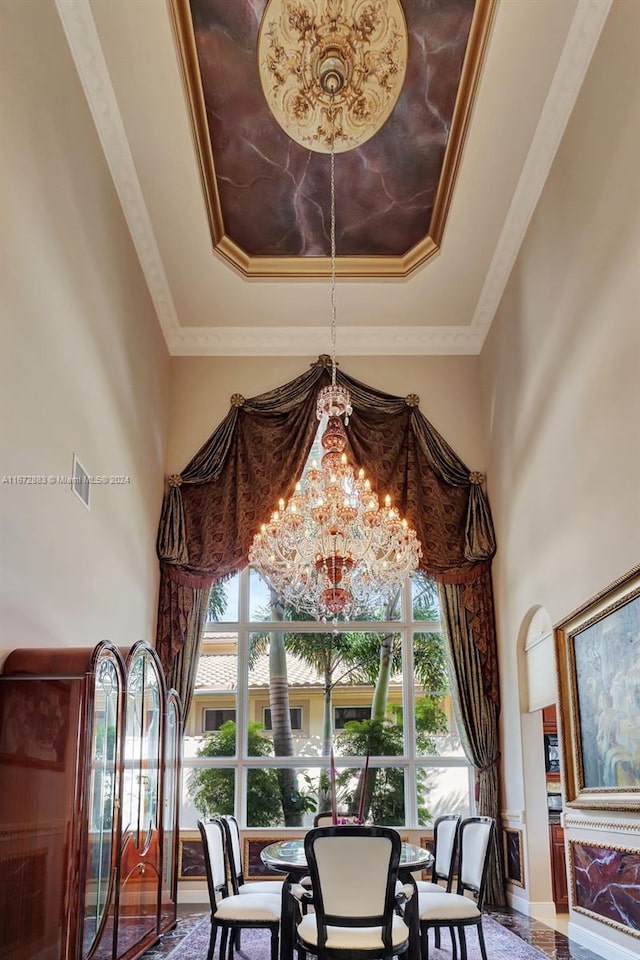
[0,640,181,960]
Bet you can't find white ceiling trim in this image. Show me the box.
[55,0,180,344]
[170,324,485,357]
[56,0,611,358]
[470,0,612,351]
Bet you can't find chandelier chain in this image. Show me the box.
[249,93,422,621]
[330,116,337,387]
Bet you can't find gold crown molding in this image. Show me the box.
[170,0,225,248]
[169,0,494,279]
[429,0,497,246]
[216,233,439,279]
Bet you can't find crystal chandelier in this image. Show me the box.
[250,2,421,620]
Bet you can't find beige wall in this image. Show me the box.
[167,355,486,474]
[480,0,639,948]
[0,0,170,657]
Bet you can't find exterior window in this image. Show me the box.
[334,707,372,729]
[263,707,303,731]
[180,568,472,831]
[203,708,236,732]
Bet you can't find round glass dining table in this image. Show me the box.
[260,836,432,960]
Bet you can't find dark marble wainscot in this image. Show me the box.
[570,840,640,934]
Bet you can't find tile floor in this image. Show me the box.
[140,905,607,960]
[486,908,604,960]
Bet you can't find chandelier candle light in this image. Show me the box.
[250,1,421,621]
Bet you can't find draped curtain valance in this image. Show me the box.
[157,357,495,586]
[155,356,505,903]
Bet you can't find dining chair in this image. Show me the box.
[416,816,495,960]
[219,814,285,896]
[416,814,460,894]
[313,811,363,826]
[198,817,281,960]
[415,814,461,951]
[290,824,414,960]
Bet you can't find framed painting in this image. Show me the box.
[503,827,525,888]
[177,833,206,880]
[555,565,640,811]
[243,837,297,880]
[568,840,640,938]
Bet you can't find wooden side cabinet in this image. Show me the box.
[0,640,181,960]
[549,822,569,912]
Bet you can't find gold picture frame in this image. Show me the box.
[243,836,297,881]
[568,839,640,937]
[503,827,525,888]
[555,565,640,811]
[419,834,435,881]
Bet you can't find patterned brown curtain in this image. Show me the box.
[155,356,505,903]
[439,566,504,904]
[164,584,209,721]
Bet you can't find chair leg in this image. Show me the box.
[270,926,279,960]
[419,924,429,960]
[207,922,217,960]
[477,921,488,960]
[451,926,458,960]
[435,928,441,949]
[459,926,468,960]
[219,927,228,960]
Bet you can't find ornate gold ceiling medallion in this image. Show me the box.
[258,0,408,153]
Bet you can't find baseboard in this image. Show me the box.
[568,920,640,960]
[507,894,557,921]
[179,889,209,904]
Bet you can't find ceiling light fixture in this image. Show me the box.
[249,1,421,621]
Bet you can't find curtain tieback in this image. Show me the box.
[474,754,501,802]
[477,753,501,774]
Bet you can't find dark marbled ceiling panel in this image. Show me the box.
[189,0,476,258]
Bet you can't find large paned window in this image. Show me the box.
[181,569,472,829]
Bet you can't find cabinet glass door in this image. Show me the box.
[160,694,180,931]
[118,647,162,958]
[83,655,121,958]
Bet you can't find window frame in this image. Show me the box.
[183,567,473,829]
[202,707,237,733]
[262,705,304,732]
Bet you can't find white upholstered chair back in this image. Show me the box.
[317,835,391,916]
[458,817,493,892]
[199,817,227,891]
[221,815,243,877]
[433,815,459,878]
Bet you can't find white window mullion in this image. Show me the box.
[403,578,419,828]
[235,567,251,826]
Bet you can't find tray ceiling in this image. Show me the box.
[56,0,611,355]
[172,0,494,277]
